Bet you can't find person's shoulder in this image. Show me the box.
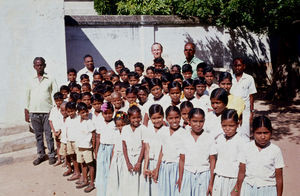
[268,142,282,153]
[242,72,255,80]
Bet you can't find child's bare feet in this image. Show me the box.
[63,169,73,176]
[67,173,80,181]
[54,160,63,167]
[76,181,89,189]
[84,183,95,193]
[75,179,83,185]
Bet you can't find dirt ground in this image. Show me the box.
[0,99,299,196]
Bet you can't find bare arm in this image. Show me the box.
[122,140,133,172]
[143,113,149,127]
[231,163,246,196]
[134,141,145,172]
[176,154,185,192]
[143,143,150,177]
[152,147,163,182]
[95,133,100,159]
[92,131,96,151]
[249,94,254,124]
[207,155,216,196]
[275,168,283,196]
[49,120,56,133]
[24,109,30,123]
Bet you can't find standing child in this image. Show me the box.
[75,103,96,193]
[49,92,64,166]
[203,66,219,96]
[232,116,284,196]
[60,85,70,102]
[67,68,77,84]
[121,106,145,196]
[95,102,115,196]
[212,109,246,195]
[180,101,194,129]
[182,79,196,102]
[168,81,182,107]
[192,77,211,113]
[196,62,207,78]
[182,64,193,80]
[177,108,216,196]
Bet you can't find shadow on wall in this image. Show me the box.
[65,16,111,72]
[183,27,271,87]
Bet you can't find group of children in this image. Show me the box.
[48,57,284,196]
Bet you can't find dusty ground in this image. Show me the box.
[0,99,299,196]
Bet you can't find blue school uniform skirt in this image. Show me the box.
[212,175,237,196]
[140,159,159,196]
[96,144,114,196]
[240,181,277,196]
[158,162,179,196]
[178,170,210,196]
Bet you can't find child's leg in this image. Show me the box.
[84,163,95,193]
[68,154,81,180]
[63,155,73,176]
[54,139,62,165]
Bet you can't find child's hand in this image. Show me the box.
[133,162,141,172]
[175,178,182,192]
[151,168,159,183]
[206,184,213,196]
[230,187,239,196]
[127,163,134,172]
[54,131,61,137]
[143,169,151,178]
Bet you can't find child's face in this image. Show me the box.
[166,111,181,130]
[184,86,195,100]
[197,68,204,78]
[114,85,121,93]
[112,76,119,84]
[93,74,102,82]
[219,78,232,93]
[254,127,271,148]
[128,77,139,86]
[135,67,143,77]
[55,99,63,108]
[120,72,128,82]
[150,112,164,129]
[104,72,112,81]
[68,72,76,82]
[79,109,89,120]
[60,90,68,99]
[92,100,102,113]
[189,113,205,133]
[115,119,126,132]
[102,109,114,122]
[81,86,91,93]
[181,107,191,123]
[154,72,162,80]
[204,72,214,86]
[137,90,148,104]
[183,71,192,80]
[60,105,68,118]
[174,78,183,85]
[154,63,164,69]
[111,96,123,109]
[129,111,141,128]
[82,95,91,107]
[233,59,245,75]
[171,67,180,74]
[81,78,90,85]
[169,87,181,104]
[221,118,238,138]
[211,98,226,115]
[151,85,163,99]
[103,92,112,102]
[195,84,206,96]
[115,65,124,75]
[120,88,127,99]
[67,108,76,119]
[162,82,169,94]
[126,93,137,104]
[146,70,154,79]
[71,87,81,94]
[100,70,107,78]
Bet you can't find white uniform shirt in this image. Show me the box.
[65,115,80,142]
[91,111,103,131]
[214,133,247,178]
[230,73,257,110]
[76,118,95,148]
[206,83,219,96]
[57,118,67,143]
[112,128,123,155]
[160,126,187,163]
[240,141,285,187]
[181,129,216,173]
[143,125,165,161]
[204,111,223,139]
[192,94,211,114]
[97,119,116,145]
[77,66,97,82]
[144,94,171,115]
[49,106,63,131]
[122,124,145,156]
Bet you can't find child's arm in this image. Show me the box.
[49,120,56,133]
[231,162,246,196]
[176,154,185,192]
[122,140,133,172]
[207,155,216,196]
[275,168,283,196]
[143,143,150,178]
[143,113,149,127]
[133,141,145,172]
[95,133,100,159]
[249,94,254,123]
[152,147,163,183]
[92,131,96,151]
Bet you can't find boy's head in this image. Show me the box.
[69,92,81,103]
[60,85,69,100]
[91,94,104,112]
[60,102,68,118]
[114,60,125,75]
[134,62,144,77]
[161,73,171,94]
[81,92,92,108]
[53,92,64,107]
[154,68,164,80]
[182,64,193,80]
[103,86,113,102]
[111,74,120,84]
[196,62,207,78]
[67,68,77,82]
[111,92,123,109]
[120,82,130,99]
[93,71,102,82]
[172,73,184,85]
[98,66,107,78]
[128,71,140,86]
[104,70,115,82]
[119,67,130,82]
[81,83,91,93]
[233,58,246,76]
[66,101,77,118]
[77,102,89,120]
[126,86,138,104]
[203,66,215,86]
[70,83,81,94]
[194,77,206,96]
[153,57,165,69]
[171,64,181,75]
[80,74,90,84]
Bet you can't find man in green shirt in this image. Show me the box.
[182,42,203,79]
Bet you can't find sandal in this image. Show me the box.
[84,184,95,193]
[75,179,83,185]
[63,170,73,177]
[67,174,80,181]
[76,181,89,189]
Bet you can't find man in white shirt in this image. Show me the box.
[77,54,97,81]
[182,42,203,79]
[147,42,172,70]
[25,57,57,165]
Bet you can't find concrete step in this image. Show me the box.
[64,1,98,15]
[0,147,37,166]
[0,125,28,137]
[0,132,36,154]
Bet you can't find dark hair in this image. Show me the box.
[138,86,149,94]
[103,85,114,94]
[168,81,182,91]
[182,64,193,73]
[103,81,114,88]
[66,101,77,110]
[67,68,77,74]
[71,83,81,91]
[149,78,162,90]
[203,65,215,75]
[83,54,92,60]
[114,111,129,124]
[127,105,141,117]
[77,102,88,112]
[141,77,151,86]
[210,88,228,105]
[126,86,138,95]
[154,68,164,74]
[221,109,238,123]
[91,94,104,103]
[82,83,91,89]
[171,64,181,72]
[33,57,45,64]
[197,62,207,71]
[161,73,172,83]
[188,108,205,119]
[80,74,89,81]
[149,104,164,118]
[93,71,101,77]
[120,82,130,89]
[146,66,155,73]
[252,115,272,133]
[115,60,124,68]
[53,92,64,100]
[120,67,130,74]
[182,79,195,89]
[60,85,70,93]
[218,72,232,83]
[180,101,194,111]
[166,106,181,118]
[134,62,144,71]
[112,74,119,79]
[102,102,114,113]
[92,84,103,94]
[82,92,92,98]
[128,71,140,80]
[98,66,107,72]
[172,73,183,81]
[193,77,206,86]
[70,92,81,102]
[153,57,165,65]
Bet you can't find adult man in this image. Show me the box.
[77,54,96,81]
[25,57,57,165]
[182,42,203,79]
[147,42,172,70]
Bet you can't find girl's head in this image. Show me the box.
[161,74,171,94]
[194,77,206,96]
[210,88,228,115]
[120,67,130,82]
[252,116,272,148]
[166,106,181,130]
[114,111,128,131]
[120,82,130,99]
[128,71,140,86]
[127,105,142,128]
[146,66,155,79]
[188,108,205,133]
[82,83,91,93]
[168,81,182,105]
[149,104,164,129]
[103,86,113,102]
[126,86,138,104]
[221,109,239,138]
[180,101,194,124]
[171,64,181,75]
[218,72,232,93]
[137,86,149,105]
[101,102,114,122]
[149,78,163,99]
[70,83,81,94]
[91,94,104,113]
[114,60,125,75]
[183,79,195,100]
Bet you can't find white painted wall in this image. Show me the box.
[0,0,67,126]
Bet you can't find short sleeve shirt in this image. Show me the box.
[122,124,145,156]
[143,125,166,161]
[49,106,63,131]
[76,119,95,148]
